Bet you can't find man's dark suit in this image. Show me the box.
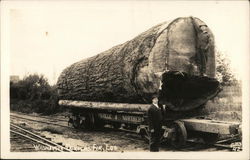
[147,104,163,152]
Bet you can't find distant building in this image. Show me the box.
[10,75,20,83]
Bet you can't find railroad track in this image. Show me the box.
[185,139,241,151]
[11,112,69,122]
[10,123,74,152]
[10,114,69,128]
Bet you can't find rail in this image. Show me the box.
[10,123,73,152]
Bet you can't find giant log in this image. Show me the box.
[57,17,220,111]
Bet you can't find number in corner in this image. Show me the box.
[230,142,242,152]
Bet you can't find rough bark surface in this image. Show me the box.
[57,17,217,109]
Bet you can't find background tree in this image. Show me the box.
[215,50,238,86]
[10,73,61,114]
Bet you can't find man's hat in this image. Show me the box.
[152,94,158,99]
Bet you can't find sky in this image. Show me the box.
[6,1,250,84]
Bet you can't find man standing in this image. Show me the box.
[147,95,163,152]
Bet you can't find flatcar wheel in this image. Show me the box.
[84,113,95,130]
[72,116,82,129]
[170,120,187,148]
[140,128,150,142]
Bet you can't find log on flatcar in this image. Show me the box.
[57,16,218,112]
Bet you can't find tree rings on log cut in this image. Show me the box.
[57,16,219,111]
